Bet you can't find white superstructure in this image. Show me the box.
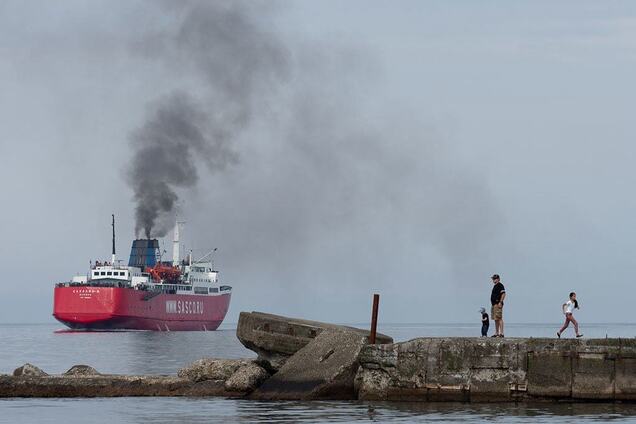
[64,220,231,297]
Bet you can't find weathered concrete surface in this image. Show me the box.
[250,330,368,400]
[0,359,259,398]
[224,362,270,393]
[356,337,636,402]
[177,358,253,382]
[0,374,229,397]
[177,358,270,394]
[237,311,392,371]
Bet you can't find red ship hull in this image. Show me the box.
[53,287,231,331]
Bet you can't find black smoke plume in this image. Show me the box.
[125,0,501,281]
[127,1,288,238]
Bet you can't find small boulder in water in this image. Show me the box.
[13,363,48,377]
[64,365,100,376]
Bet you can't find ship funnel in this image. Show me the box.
[128,239,160,268]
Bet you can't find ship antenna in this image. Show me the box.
[193,248,217,265]
[111,214,116,265]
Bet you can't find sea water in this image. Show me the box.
[1,322,635,423]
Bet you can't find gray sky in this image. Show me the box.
[1,1,635,325]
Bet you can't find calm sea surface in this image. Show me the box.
[1,322,635,423]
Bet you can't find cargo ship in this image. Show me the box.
[53,217,231,331]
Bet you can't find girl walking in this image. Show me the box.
[557,292,583,338]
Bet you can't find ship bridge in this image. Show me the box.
[91,265,130,280]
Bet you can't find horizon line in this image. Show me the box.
[2,321,636,326]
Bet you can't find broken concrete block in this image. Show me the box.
[250,330,368,400]
[237,311,392,371]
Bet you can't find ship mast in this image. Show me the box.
[111,214,116,264]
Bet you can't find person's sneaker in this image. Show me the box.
[499,334,504,338]
[557,332,561,339]
[491,334,499,337]
[576,334,584,338]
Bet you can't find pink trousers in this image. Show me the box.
[559,313,579,335]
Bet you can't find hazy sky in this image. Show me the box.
[1,1,636,325]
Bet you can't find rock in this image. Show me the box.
[64,365,100,376]
[250,329,368,400]
[177,358,250,382]
[237,311,393,371]
[13,363,48,377]
[224,363,269,393]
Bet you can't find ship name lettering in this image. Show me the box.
[72,289,100,295]
[167,300,203,315]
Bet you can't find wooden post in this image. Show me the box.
[370,293,380,344]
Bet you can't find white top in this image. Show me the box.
[564,300,575,314]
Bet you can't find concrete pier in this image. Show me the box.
[356,337,636,402]
[1,313,634,401]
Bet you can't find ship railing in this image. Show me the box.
[57,282,89,287]
[152,284,192,291]
[55,281,132,289]
[90,263,129,270]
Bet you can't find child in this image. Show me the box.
[479,307,489,337]
[557,292,583,338]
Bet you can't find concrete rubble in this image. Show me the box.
[239,311,393,400]
[176,358,253,382]
[236,311,392,371]
[1,358,265,398]
[251,330,369,400]
[2,312,634,402]
[224,362,270,393]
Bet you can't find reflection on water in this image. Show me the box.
[1,398,636,423]
[368,401,636,422]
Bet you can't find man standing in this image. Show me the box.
[490,274,506,337]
